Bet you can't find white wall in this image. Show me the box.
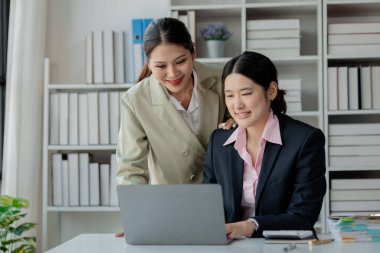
[45,0,170,83]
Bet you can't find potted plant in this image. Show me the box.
[0,195,36,253]
[200,23,232,58]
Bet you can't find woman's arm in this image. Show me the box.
[116,93,150,185]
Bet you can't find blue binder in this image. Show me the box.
[132,19,144,81]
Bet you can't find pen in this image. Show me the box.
[308,239,333,246]
[283,243,296,252]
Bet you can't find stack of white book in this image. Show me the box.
[51,153,118,207]
[246,19,301,58]
[330,178,380,215]
[328,123,380,168]
[86,30,127,84]
[327,65,380,111]
[171,10,195,43]
[279,79,302,112]
[328,22,380,55]
[49,91,123,146]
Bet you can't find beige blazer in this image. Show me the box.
[116,62,226,185]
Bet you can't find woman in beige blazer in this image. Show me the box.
[116,17,229,185]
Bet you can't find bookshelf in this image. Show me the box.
[42,0,380,250]
[41,58,133,250]
[171,0,325,230]
[323,0,380,218]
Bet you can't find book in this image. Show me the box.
[132,19,144,81]
[87,92,99,145]
[331,201,380,212]
[328,22,380,34]
[247,47,300,58]
[79,153,90,206]
[92,30,104,84]
[328,33,380,45]
[372,66,380,109]
[78,93,88,145]
[331,189,380,201]
[103,30,114,84]
[98,92,110,145]
[327,216,380,242]
[246,29,300,39]
[109,91,120,145]
[89,163,100,206]
[68,93,78,145]
[360,66,372,110]
[100,164,110,206]
[109,154,118,206]
[68,153,79,206]
[59,93,69,145]
[287,101,302,112]
[246,19,300,30]
[330,156,380,167]
[279,79,302,90]
[62,160,69,206]
[337,66,348,110]
[329,44,380,55]
[85,34,93,84]
[187,11,196,43]
[348,66,359,110]
[246,38,300,49]
[329,145,380,156]
[328,67,338,111]
[52,154,63,206]
[331,179,380,190]
[113,31,125,84]
[49,93,59,145]
[329,135,380,146]
[329,123,380,136]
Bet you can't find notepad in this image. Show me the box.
[263,230,314,239]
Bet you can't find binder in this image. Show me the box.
[132,19,144,81]
[142,19,153,64]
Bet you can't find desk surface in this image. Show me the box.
[44,234,380,253]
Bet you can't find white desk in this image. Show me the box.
[44,234,380,253]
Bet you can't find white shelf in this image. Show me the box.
[48,145,117,151]
[323,0,380,220]
[48,83,133,91]
[47,206,119,212]
[327,110,380,116]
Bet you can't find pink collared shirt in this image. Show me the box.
[223,110,282,220]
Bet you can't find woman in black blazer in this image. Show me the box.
[203,51,326,239]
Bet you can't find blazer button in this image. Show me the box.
[182,151,189,157]
[190,174,197,181]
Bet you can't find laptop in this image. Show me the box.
[117,184,229,245]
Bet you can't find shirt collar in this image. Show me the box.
[223,110,282,146]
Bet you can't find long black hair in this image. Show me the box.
[222,51,287,114]
[136,17,194,83]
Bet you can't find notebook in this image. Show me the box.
[117,184,229,245]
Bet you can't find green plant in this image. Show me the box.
[0,195,36,253]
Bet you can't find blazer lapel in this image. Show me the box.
[150,76,204,153]
[255,115,285,207]
[229,145,244,222]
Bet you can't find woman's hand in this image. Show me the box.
[225,221,254,240]
[218,118,236,130]
[114,231,124,237]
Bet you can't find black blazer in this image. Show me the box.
[203,113,326,237]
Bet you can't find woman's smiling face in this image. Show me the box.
[148,43,195,95]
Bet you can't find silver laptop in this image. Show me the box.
[117,184,229,245]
